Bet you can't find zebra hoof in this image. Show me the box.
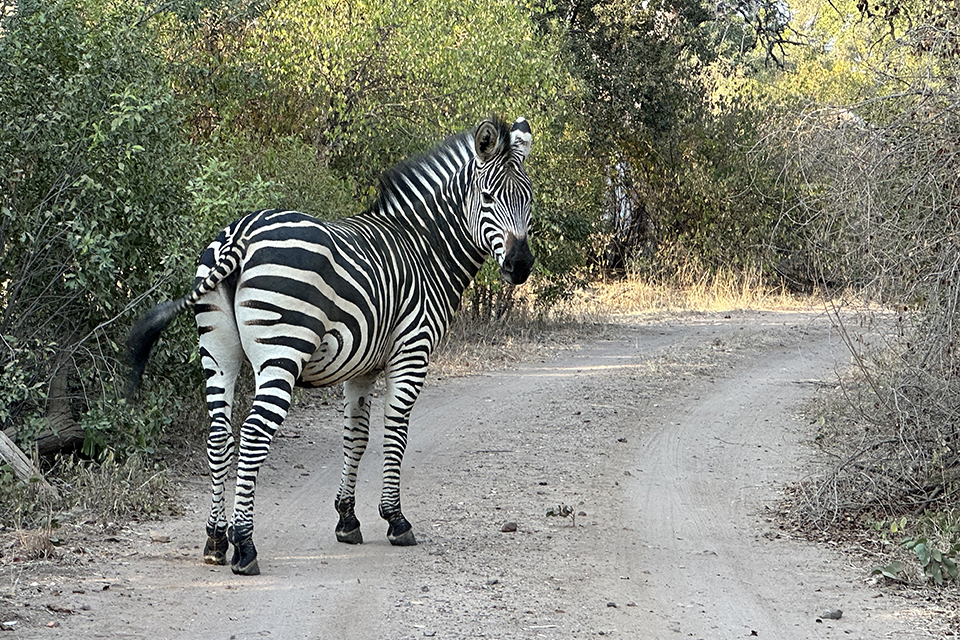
[202,533,229,565]
[335,496,363,544]
[230,543,260,575]
[231,555,260,576]
[336,526,363,545]
[227,526,259,576]
[386,518,417,546]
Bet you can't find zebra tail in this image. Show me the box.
[126,242,243,400]
[126,297,191,400]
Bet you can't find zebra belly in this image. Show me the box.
[297,332,385,388]
[228,215,399,388]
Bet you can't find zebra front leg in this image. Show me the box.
[334,375,376,544]
[379,365,425,546]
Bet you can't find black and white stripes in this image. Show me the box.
[127,116,535,575]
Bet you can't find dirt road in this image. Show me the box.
[1,311,944,638]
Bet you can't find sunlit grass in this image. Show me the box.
[561,268,817,320]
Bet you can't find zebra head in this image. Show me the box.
[471,116,535,285]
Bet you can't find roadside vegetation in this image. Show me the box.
[2,0,960,592]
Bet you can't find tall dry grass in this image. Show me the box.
[570,267,813,318]
[0,455,180,529]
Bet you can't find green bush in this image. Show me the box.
[0,0,196,456]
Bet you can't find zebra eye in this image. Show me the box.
[481,192,494,205]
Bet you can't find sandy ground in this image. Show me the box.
[0,310,951,639]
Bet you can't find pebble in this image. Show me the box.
[501,522,518,533]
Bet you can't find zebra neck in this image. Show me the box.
[362,162,487,312]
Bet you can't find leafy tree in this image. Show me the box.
[543,0,716,148]
[715,0,797,67]
[536,0,798,278]
[170,0,564,176]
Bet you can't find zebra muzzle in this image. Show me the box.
[500,235,535,285]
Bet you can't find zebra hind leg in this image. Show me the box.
[334,375,376,544]
[225,364,301,576]
[198,329,242,566]
[203,410,234,565]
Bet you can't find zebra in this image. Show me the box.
[127,116,535,576]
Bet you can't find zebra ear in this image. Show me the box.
[510,118,532,162]
[475,119,504,164]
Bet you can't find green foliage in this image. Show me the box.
[902,536,960,585]
[623,68,791,281]
[544,0,716,146]
[0,337,55,433]
[187,136,356,227]
[0,0,199,452]
[79,390,175,460]
[870,514,960,585]
[871,560,906,581]
[715,0,793,67]
[173,0,564,181]
[187,154,284,230]
[528,119,606,304]
[167,0,591,317]
[533,0,798,282]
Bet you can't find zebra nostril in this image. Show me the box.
[501,237,534,285]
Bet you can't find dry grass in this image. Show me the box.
[566,269,814,318]
[790,305,960,526]
[0,455,180,531]
[14,525,57,561]
[57,455,180,522]
[431,293,610,378]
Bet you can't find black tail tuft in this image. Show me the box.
[126,298,187,401]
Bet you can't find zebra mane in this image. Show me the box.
[371,117,513,215]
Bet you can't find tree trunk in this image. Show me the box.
[1,365,83,457]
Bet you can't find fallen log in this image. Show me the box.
[0,430,59,498]
[3,418,85,457]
